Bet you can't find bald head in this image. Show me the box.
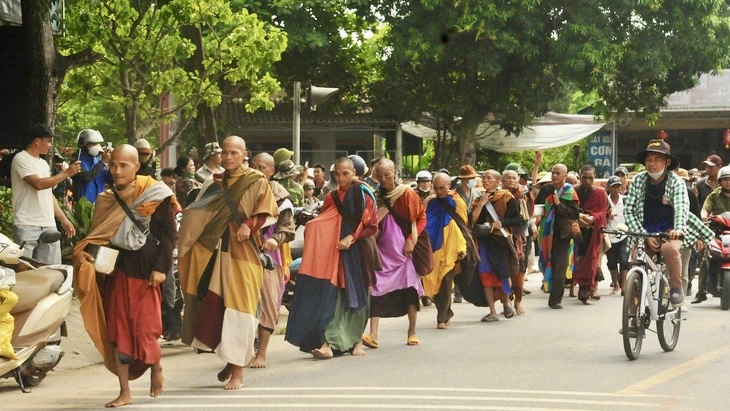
[432,172,451,198]
[221,135,248,172]
[551,164,568,187]
[252,152,275,179]
[109,144,140,188]
[111,144,138,163]
[433,172,450,186]
[376,158,396,191]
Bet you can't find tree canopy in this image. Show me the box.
[370,0,730,165]
[57,0,287,145]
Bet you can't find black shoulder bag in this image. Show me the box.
[221,175,275,271]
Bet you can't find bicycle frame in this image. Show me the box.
[627,244,664,322]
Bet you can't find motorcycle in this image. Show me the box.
[707,212,730,310]
[282,204,321,311]
[0,231,74,392]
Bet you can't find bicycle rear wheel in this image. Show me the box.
[622,271,645,360]
[657,276,681,352]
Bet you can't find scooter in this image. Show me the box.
[0,231,74,392]
[707,212,730,310]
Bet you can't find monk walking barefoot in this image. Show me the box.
[217,363,233,382]
[311,341,334,359]
[351,342,366,356]
[248,353,267,368]
[150,363,165,398]
[73,145,177,409]
[224,365,244,390]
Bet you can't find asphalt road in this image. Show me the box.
[2,272,730,410]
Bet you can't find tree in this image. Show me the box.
[234,0,385,114]
[370,0,730,165]
[58,0,287,146]
[21,0,97,128]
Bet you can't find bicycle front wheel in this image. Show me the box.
[623,270,645,360]
[657,276,681,352]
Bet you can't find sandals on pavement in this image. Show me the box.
[361,334,379,349]
[480,314,499,322]
[406,335,420,346]
[503,306,516,319]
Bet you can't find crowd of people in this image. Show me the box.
[2,123,727,407]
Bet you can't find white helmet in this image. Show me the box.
[416,170,432,182]
[718,166,730,181]
[77,129,104,146]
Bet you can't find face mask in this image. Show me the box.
[467,179,476,189]
[87,144,102,157]
[647,168,666,180]
[419,187,431,193]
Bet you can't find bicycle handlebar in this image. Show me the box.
[602,228,672,240]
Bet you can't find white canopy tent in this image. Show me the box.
[401,112,607,153]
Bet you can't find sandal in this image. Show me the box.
[480,314,499,322]
[406,335,420,346]
[503,306,516,319]
[361,334,379,349]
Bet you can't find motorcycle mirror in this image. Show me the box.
[38,230,62,244]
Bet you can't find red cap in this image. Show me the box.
[703,155,723,167]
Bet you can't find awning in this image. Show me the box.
[402,112,606,153]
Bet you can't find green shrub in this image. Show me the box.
[0,188,12,237]
[61,197,95,257]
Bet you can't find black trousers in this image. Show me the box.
[548,236,573,307]
[434,271,455,323]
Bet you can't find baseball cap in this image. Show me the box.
[133,138,153,154]
[204,142,222,159]
[703,154,723,168]
[614,166,629,176]
[28,123,58,139]
[607,176,622,186]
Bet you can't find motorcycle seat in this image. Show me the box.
[9,269,65,315]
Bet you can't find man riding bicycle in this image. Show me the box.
[624,139,713,307]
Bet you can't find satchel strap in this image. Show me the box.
[221,174,262,255]
[330,191,360,233]
[111,187,159,245]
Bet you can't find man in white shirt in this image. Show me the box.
[11,123,81,264]
[195,141,224,183]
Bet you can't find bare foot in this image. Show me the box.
[150,365,165,398]
[351,342,366,356]
[311,345,334,359]
[224,366,244,390]
[105,394,132,408]
[248,355,267,368]
[515,304,527,315]
[437,322,448,329]
[217,363,233,382]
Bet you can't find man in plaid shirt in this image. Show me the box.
[625,139,713,307]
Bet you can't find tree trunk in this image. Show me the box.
[182,24,217,159]
[455,119,480,166]
[22,0,58,127]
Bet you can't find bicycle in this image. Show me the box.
[603,227,683,360]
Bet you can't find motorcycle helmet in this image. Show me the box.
[77,129,104,147]
[416,170,432,182]
[348,154,369,178]
[718,165,730,182]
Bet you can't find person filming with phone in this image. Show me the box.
[72,128,112,203]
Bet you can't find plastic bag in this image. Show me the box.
[0,289,18,360]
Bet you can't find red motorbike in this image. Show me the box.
[707,212,730,310]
